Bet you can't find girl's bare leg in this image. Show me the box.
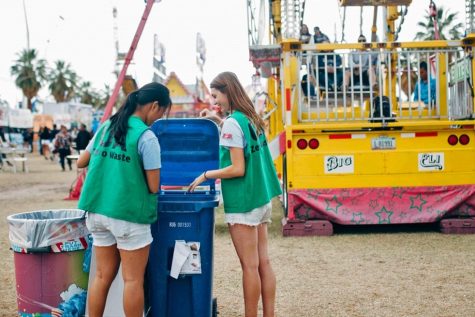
[87,245,120,317]
[120,245,150,317]
[229,224,260,317]
[257,223,276,317]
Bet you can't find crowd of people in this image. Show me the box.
[300,26,379,96]
[300,24,434,106]
[0,123,94,172]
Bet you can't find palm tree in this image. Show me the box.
[48,60,78,102]
[414,6,464,41]
[10,48,47,110]
[77,81,95,105]
[97,84,112,109]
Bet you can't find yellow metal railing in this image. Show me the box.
[289,42,474,124]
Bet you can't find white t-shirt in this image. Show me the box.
[220,117,246,149]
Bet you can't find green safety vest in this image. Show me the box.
[220,111,282,213]
[78,116,158,224]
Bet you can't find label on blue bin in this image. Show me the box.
[168,221,193,229]
[170,240,202,279]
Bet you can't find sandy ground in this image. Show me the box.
[1,153,475,317]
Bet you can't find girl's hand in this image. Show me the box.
[188,172,207,192]
[199,108,212,118]
[199,109,222,125]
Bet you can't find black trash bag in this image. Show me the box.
[371,96,396,122]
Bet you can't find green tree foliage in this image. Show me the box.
[414,6,464,41]
[77,81,108,108]
[10,49,47,110]
[11,48,119,110]
[48,60,78,102]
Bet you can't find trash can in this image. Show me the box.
[7,209,91,316]
[147,118,220,317]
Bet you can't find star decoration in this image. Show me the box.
[325,195,342,215]
[410,194,427,212]
[351,212,365,224]
[391,187,405,199]
[375,207,393,224]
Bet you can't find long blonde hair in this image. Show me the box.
[210,72,265,133]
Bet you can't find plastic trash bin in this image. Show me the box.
[7,209,91,316]
[147,118,220,317]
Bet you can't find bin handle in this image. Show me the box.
[159,182,215,193]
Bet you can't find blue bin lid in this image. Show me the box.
[151,118,219,188]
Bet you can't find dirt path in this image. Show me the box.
[1,154,474,316]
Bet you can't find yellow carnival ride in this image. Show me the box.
[247,0,475,235]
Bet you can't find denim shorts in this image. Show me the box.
[86,212,153,251]
[225,201,272,226]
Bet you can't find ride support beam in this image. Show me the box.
[101,0,156,123]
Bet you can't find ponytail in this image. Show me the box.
[109,91,139,147]
[108,82,172,148]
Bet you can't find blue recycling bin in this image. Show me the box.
[147,118,220,317]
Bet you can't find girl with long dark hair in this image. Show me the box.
[77,82,171,317]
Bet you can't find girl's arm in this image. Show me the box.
[188,146,245,192]
[77,150,90,168]
[145,169,160,193]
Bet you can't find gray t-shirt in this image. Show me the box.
[85,129,161,170]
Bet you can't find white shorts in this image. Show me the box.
[225,201,272,226]
[86,212,153,251]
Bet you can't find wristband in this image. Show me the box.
[203,171,208,180]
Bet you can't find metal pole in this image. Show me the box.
[22,0,30,50]
[101,0,156,123]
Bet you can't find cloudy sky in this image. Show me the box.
[0,0,466,107]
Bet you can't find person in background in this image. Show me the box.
[53,125,73,171]
[91,116,100,136]
[49,124,60,161]
[77,82,172,317]
[0,137,13,169]
[39,126,51,159]
[189,72,281,317]
[70,125,79,151]
[413,61,436,105]
[0,127,6,143]
[75,123,92,154]
[299,24,311,44]
[345,34,378,89]
[310,26,330,44]
[300,24,320,98]
[301,70,317,98]
[50,123,59,140]
[315,40,344,91]
[22,128,34,152]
